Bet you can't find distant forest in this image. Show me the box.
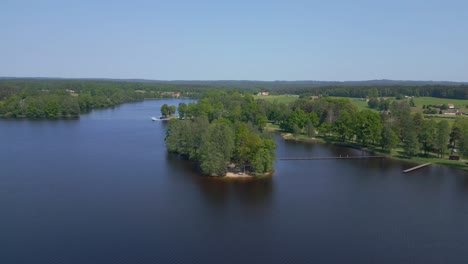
[1,78,468,118]
[0,79,241,118]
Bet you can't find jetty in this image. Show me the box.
[278,155,385,161]
[403,163,431,173]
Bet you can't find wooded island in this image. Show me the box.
[164,92,275,177]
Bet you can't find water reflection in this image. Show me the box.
[165,153,273,208]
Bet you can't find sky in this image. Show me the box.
[1,0,467,81]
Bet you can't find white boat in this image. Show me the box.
[151,117,157,121]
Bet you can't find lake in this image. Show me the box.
[1,99,468,263]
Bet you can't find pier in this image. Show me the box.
[403,163,431,173]
[278,156,385,161]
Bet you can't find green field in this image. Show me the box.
[256,95,468,115]
[413,97,468,109]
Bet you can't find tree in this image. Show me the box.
[452,118,468,157]
[199,122,235,176]
[419,119,437,155]
[355,110,382,146]
[178,102,187,119]
[161,104,169,117]
[403,129,420,157]
[169,105,177,116]
[412,113,424,136]
[255,113,268,130]
[318,122,332,136]
[292,124,301,137]
[305,121,315,137]
[44,100,59,118]
[334,110,354,142]
[368,98,379,109]
[251,139,276,173]
[435,120,450,158]
[381,124,398,152]
[450,126,462,155]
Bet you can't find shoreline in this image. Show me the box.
[277,131,468,172]
[225,172,254,178]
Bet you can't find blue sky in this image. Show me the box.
[1,0,467,81]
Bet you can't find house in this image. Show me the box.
[161,92,181,98]
[440,109,460,115]
[257,91,269,96]
[66,89,75,94]
[310,95,319,100]
[448,104,455,109]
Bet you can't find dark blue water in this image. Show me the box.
[1,100,468,263]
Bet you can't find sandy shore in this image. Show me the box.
[225,172,254,178]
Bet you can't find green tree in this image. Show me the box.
[419,119,437,155]
[161,104,169,117]
[199,122,235,176]
[44,100,59,118]
[178,102,187,119]
[292,124,301,137]
[381,124,398,152]
[305,121,315,137]
[435,120,450,158]
[355,110,382,146]
[251,139,276,173]
[334,110,354,142]
[169,105,177,116]
[403,129,420,157]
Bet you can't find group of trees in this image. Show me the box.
[262,97,461,158]
[165,92,275,176]
[0,92,81,118]
[0,89,147,118]
[0,79,226,118]
[160,104,177,117]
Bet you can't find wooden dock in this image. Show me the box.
[403,163,431,173]
[278,156,385,161]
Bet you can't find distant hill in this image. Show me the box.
[0,77,467,89]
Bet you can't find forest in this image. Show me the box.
[164,92,275,177]
[0,79,224,118]
[2,78,468,118]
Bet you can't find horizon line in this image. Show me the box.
[1,76,468,83]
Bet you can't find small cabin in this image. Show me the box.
[448,104,455,109]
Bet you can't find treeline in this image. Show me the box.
[165,92,275,177]
[291,85,468,100]
[262,97,468,158]
[0,79,230,118]
[0,89,148,118]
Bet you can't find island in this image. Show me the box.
[164,92,275,178]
